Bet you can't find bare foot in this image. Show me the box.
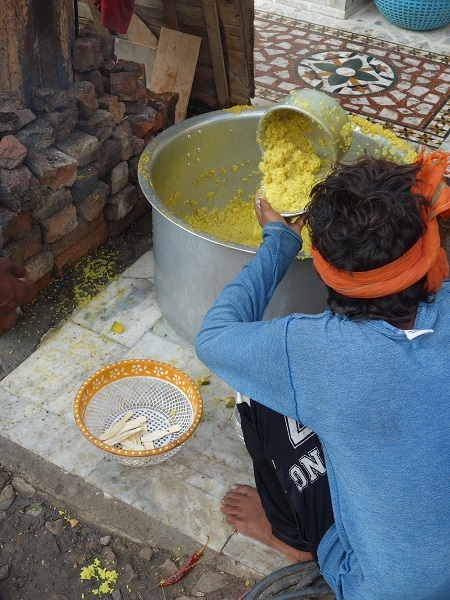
[221,484,313,563]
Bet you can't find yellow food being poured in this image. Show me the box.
[176,111,418,259]
[258,111,324,214]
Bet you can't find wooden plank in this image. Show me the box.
[150,27,201,122]
[81,0,110,34]
[163,0,180,29]
[238,0,254,96]
[201,0,229,105]
[118,12,158,47]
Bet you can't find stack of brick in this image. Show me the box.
[0,27,179,333]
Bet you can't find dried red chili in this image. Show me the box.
[160,537,210,587]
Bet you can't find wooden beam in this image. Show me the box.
[201,0,229,106]
[163,0,180,30]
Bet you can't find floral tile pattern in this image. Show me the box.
[254,12,450,149]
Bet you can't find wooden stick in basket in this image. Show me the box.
[141,425,181,443]
[99,410,134,440]
[103,426,144,446]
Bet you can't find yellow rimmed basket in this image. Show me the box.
[74,359,203,466]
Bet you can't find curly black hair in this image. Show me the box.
[306,156,433,324]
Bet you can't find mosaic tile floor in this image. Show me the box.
[254,11,450,149]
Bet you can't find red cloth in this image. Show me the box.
[93,0,135,34]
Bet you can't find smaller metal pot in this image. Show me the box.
[256,89,352,164]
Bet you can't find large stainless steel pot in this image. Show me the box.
[138,107,409,345]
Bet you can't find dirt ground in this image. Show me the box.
[0,465,253,600]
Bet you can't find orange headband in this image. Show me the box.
[311,150,450,298]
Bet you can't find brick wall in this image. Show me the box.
[0,28,179,334]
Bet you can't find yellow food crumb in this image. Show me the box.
[80,558,118,596]
[224,104,257,114]
[111,321,124,334]
[166,190,181,206]
[195,376,210,386]
[224,396,236,408]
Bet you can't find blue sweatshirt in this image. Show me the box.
[195,223,450,599]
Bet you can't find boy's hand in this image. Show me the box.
[0,258,32,316]
[254,192,307,238]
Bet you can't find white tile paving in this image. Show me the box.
[0,257,283,576]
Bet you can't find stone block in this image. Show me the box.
[31,88,71,113]
[4,225,42,263]
[0,136,27,169]
[127,107,163,139]
[74,181,109,221]
[68,81,99,120]
[24,248,54,283]
[131,137,145,156]
[53,131,100,167]
[40,107,79,142]
[0,166,41,212]
[100,59,116,75]
[53,220,108,277]
[115,59,146,84]
[91,139,122,177]
[26,148,77,190]
[0,208,32,244]
[0,309,21,335]
[31,188,73,224]
[123,100,148,115]
[102,76,111,95]
[104,183,138,221]
[97,94,125,126]
[78,28,115,60]
[109,71,138,102]
[107,194,150,237]
[0,106,36,135]
[111,121,134,161]
[15,109,38,130]
[42,204,78,243]
[72,37,104,73]
[50,213,104,256]
[74,69,104,98]
[71,165,100,202]
[15,119,57,151]
[127,155,140,185]
[147,91,179,129]
[0,107,20,135]
[76,109,113,144]
[104,161,129,195]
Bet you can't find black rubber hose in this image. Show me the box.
[243,562,321,600]
[272,585,334,600]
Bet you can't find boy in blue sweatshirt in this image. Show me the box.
[195,154,450,599]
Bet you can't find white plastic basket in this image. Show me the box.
[74,360,203,466]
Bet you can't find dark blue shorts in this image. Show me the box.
[237,400,335,561]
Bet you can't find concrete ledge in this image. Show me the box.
[0,433,261,582]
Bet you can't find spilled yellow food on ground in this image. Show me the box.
[170,112,418,259]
